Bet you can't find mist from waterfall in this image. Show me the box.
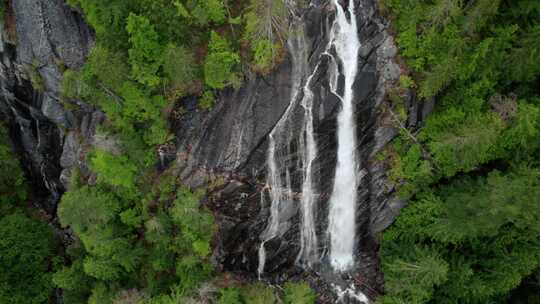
[327,0,362,272]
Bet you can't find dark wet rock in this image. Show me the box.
[174,0,436,302]
[13,0,92,72]
[175,55,296,182]
[41,94,70,126]
[0,0,94,211]
[173,0,418,301]
[60,131,79,168]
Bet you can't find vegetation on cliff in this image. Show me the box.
[8,0,540,302]
[379,0,540,302]
[0,124,56,304]
[12,0,316,303]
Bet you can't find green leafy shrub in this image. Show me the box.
[204,31,241,89]
[251,39,279,73]
[163,44,198,98]
[241,283,278,304]
[381,246,449,304]
[24,62,46,92]
[199,90,215,110]
[243,0,287,73]
[170,188,215,258]
[90,149,138,192]
[120,208,143,228]
[88,283,115,304]
[66,0,131,49]
[174,255,213,297]
[218,287,242,304]
[86,45,129,91]
[126,13,163,88]
[283,282,316,304]
[83,256,124,281]
[53,260,93,303]
[190,0,227,26]
[58,186,119,235]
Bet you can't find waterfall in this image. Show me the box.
[259,0,363,276]
[298,68,319,268]
[258,29,310,277]
[327,0,362,272]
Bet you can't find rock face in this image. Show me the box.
[174,0,430,300]
[0,0,432,302]
[0,0,94,211]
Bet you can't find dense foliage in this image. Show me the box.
[0,213,55,304]
[379,0,540,302]
[0,125,27,210]
[0,124,56,304]
[47,1,319,303]
[217,282,315,304]
[54,169,218,303]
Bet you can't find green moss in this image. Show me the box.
[199,90,215,110]
[241,283,278,304]
[25,62,45,92]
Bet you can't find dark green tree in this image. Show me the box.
[204,31,240,89]
[0,213,54,304]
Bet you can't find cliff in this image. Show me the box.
[0,0,432,302]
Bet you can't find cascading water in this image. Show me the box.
[258,25,313,277]
[327,0,362,272]
[297,68,319,268]
[259,5,367,302]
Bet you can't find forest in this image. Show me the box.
[379,0,540,303]
[0,0,539,303]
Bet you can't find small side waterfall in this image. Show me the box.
[258,27,312,277]
[327,0,362,272]
[297,69,319,268]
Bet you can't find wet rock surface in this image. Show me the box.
[175,0,426,300]
[0,0,94,211]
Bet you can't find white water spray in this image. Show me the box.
[327,0,362,272]
[334,284,370,304]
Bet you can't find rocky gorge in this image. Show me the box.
[0,0,435,302]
